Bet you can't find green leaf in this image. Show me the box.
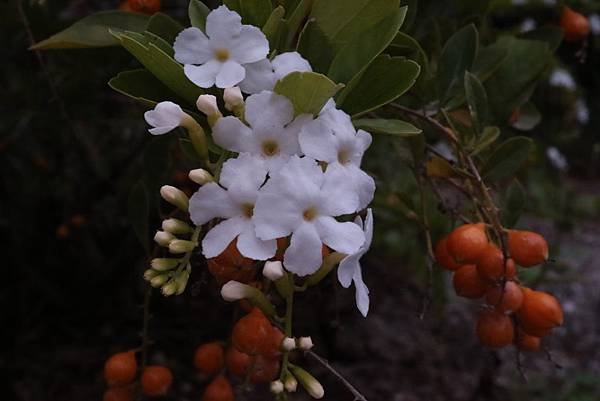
[464,71,489,133]
[189,0,210,31]
[472,44,508,82]
[112,30,203,106]
[274,71,343,115]
[520,26,564,53]
[353,118,421,137]
[225,0,273,27]
[438,24,478,103]
[146,13,183,44]
[339,55,420,117]
[283,0,312,47]
[262,6,285,51]
[128,180,150,251]
[387,32,429,77]
[501,179,526,228]
[30,11,149,49]
[511,102,541,131]
[108,69,189,107]
[470,126,500,156]
[481,136,534,182]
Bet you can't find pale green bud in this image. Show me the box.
[162,218,192,235]
[161,280,178,296]
[150,258,179,272]
[168,239,197,254]
[188,168,214,185]
[291,366,324,399]
[150,274,169,288]
[154,230,175,247]
[160,185,189,212]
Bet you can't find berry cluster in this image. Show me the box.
[435,223,564,351]
[560,6,590,43]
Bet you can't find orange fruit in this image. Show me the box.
[128,0,161,14]
[447,223,488,263]
[104,351,137,387]
[518,288,563,333]
[56,224,70,239]
[202,375,234,401]
[141,365,173,397]
[69,214,87,228]
[225,346,252,377]
[452,264,489,299]
[194,342,225,376]
[508,230,549,267]
[232,308,272,355]
[561,6,590,42]
[485,281,523,312]
[434,235,461,271]
[260,327,285,359]
[208,240,256,284]
[476,310,515,348]
[103,386,134,401]
[250,354,280,383]
[477,243,517,281]
[515,330,541,352]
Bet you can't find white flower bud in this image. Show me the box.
[154,230,175,247]
[284,376,298,392]
[188,168,214,185]
[297,336,314,351]
[168,239,197,254]
[282,337,296,351]
[263,261,285,281]
[160,185,189,212]
[223,86,244,110]
[220,280,254,302]
[151,258,179,272]
[143,269,158,281]
[196,95,222,126]
[270,380,284,394]
[161,280,178,296]
[291,366,324,399]
[150,274,169,288]
[162,218,192,234]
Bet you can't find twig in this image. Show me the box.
[414,169,435,320]
[390,103,459,143]
[306,351,368,401]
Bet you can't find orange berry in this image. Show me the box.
[56,224,70,239]
[69,214,87,228]
[104,351,137,387]
[561,6,590,42]
[260,327,285,359]
[103,386,134,401]
[194,342,225,376]
[225,346,252,377]
[485,281,523,312]
[118,1,133,11]
[447,223,488,263]
[141,365,173,397]
[476,243,517,280]
[508,230,549,267]
[515,329,541,352]
[208,240,256,284]
[452,264,489,299]
[434,235,461,271]
[232,308,272,355]
[202,375,234,401]
[250,354,280,383]
[476,310,515,348]
[518,288,563,333]
[128,0,161,14]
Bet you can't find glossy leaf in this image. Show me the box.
[262,6,285,51]
[225,0,273,27]
[108,69,189,107]
[501,179,526,228]
[438,24,478,103]
[274,71,343,115]
[520,26,564,53]
[353,118,421,137]
[470,126,500,156]
[146,13,183,44]
[387,31,429,77]
[481,136,534,182]
[464,71,489,133]
[189,0,210,31]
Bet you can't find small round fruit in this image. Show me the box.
[453,264,489,299]
[447,223,488,263]
[518,288,563,332]
[561,6,590,42]
[232,308,272,355]
[516,330,541,352]
[128,0,161,14]
[202,375,234,401]
[250,355,280,383]
[260,327,285,359]
[476,243,517,280]
[434,236,461,271]
[194,342,225,376]
[508,230,549,267]
[225,346,252,377]
[103,386,134,401]
[476,310,515,348]
[104,351,137,387]
[141,365,173,397]
[485,281,523,312]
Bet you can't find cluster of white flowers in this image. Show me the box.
[143,5,373,316]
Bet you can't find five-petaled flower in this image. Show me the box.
[144,101,188,135]
[240,52,312,94]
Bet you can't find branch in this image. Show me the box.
[306,351,368,401]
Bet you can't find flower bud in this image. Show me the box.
[270,380,284,394]
[290,366,324,399]
[160,185,189,212]
[263,261,285,281]
[284,375,298,392]
[151,258,180,272]
[175,269,190,295]
[221,281,254,301]
[282,337,296,351]
[196,95,222,126]
[297,336,314,351]
[143,269,158,281]
[168,239,197,254]
[161,280,178,296]
[188,168,214,185]
[162,218,192,234]
[223,86,245,117]
[154,230,175,247]
[150,274,169,288]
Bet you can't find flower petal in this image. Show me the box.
[364,208,374,248]
[206,5,242,41]
[272,51,312,81]
[352,166,376,210]
[263,156,323,205]
[219,153,268,190]
[338,251,361,288]
[189,183,238,225]
[299,119,339,163]
[239,59,276,94]
[173,27,212,65]
[319,164,359,215]
[282,114,313,155]
[144,101,184,135]
[353,268,370,317]
[215,60,246,88]
[283,222,323,276]
[184,60,222,88]
[228,25,269,64]
[253,192,302,240]
[245,91,294,130]
[237,223,277,260]
[315,216,365,255]
[202,216,246,258]
[212,116,257,154]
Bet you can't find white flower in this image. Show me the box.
[589,14,600,35]
[270,380,284,394]
[253,156,365,276]
[282,337,296,351]
[297,336,314,350]
[549,68,576,90]
[263,260,285,281]
[174,6,269,89]
[240,52,312,94]
[337,209,373,317]
[299,106,375,210]
[144,101,187,135]
[546,147,568,172]
[189,153,276,260]
[212,91,312,173]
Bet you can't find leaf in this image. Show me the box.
[387,31,429,77]
[511,102,541,131]
[189,0,210,31]
[225,0,273,27]
[146,12,183,44]
[128,180,150,251]
[501,179,526,228]
[437,24,478,103]
[353,118,421,137]
[108,69,189,107]
[274,71,343,115]
[262,6,285,51]
[481,136,534,182]
[464,71,489,133]
[339,55,420,117]
[112,30,203,106]
[283,0,312,47]
[470,126,500,156]
[31,11,149,50]
[472,44,508,82]
[520,26,564,53]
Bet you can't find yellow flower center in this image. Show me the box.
[262,140,279,156]
[214,48,230,62]
[303,207,318,221]
[242,203,254,218]
[338,148,351,165]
